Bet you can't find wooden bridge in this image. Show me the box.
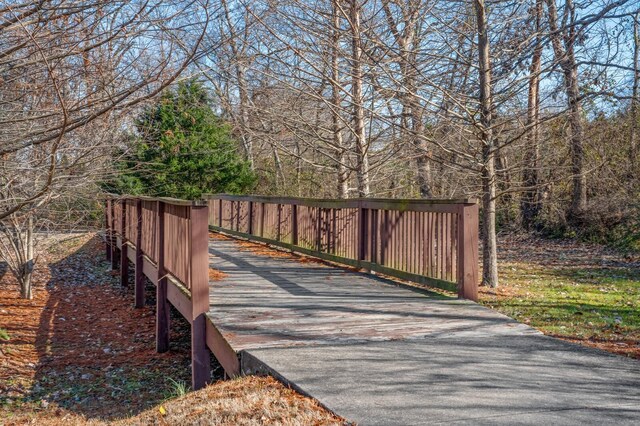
[104,194,640,424]
[105,194,479,389]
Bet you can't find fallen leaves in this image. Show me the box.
[479,233,640,360]
[0,234,193,421]
[1,232,346,425]
[208,268,228,281]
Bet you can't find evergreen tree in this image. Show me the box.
[112,81,255,199]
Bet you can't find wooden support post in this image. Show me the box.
[134,200,145,308]
[457,203,479,301]
[120,201,128,287]
[218,199,223,227]
[110,200,118,270]
[190,205,211,390]
[248,201,254,235]
[156,201,170,353]
[291,204,298,246]
[105,200,112,261]
[191,314,209,390]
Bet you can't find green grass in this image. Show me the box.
[165,377,189,399]
[481,262,640,342]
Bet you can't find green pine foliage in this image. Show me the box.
[112,81,255,199]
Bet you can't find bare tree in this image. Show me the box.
[521,0,545,228]
[382,0,432,198]
[631,11,640,168]
[331,0,349,198]
[473,0,498,287]
[544,0,588,221]
[348,0,371,197]
[0,0,211,298]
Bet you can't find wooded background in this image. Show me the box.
[1,0,638,295]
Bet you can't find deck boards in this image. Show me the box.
[207,237,536,352]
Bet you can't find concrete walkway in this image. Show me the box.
[207,236,640,425]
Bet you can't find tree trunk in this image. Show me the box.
[631,11,639,170]
[382,0,432,198]
[545,0,586,222]
[349,0,370,197]
[237,66,254,168]
[19,216,34,299]
[521,0,543,229]
[474,0,499,288]
[332,0,349,199]
[222,0,254,168]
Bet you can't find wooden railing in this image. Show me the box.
[206,195,479,301]
[104,195,239,390]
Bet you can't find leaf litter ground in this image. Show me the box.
[480,233,640,359]
[0,233,344,425]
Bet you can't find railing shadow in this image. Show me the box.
[29,235,196,420]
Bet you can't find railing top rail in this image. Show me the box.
[104,193,207,207]
[204,193,477,208]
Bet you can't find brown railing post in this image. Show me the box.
[120,200,129,287]
[218,199,223,227]
[134,199,144,308]
[190,204,211,390]
[457,203,479,301]
[156,201,170,353]
[105,200,112,261]
[110,200,117,270]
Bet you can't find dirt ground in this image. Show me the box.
[0,233,344,425]
[480,233,640,359]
